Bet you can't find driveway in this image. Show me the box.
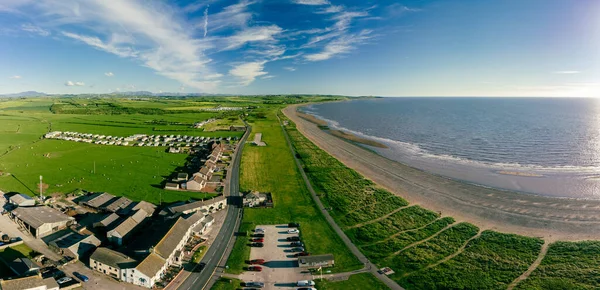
[237,225,311,289]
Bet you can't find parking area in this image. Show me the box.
[237,224,313,289]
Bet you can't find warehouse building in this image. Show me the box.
[9,206,75,238]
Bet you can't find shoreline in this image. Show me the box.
[283,103,600,241]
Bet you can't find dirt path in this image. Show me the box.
[346,205,413,230]
[507,240,550,290]
[388,223,456,257]
[362,217,445,247]
[283,104,600,241]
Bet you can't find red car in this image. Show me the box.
[252,238,264,243]
[248,266,263,272]
[248,259,266,265]
[294,252,310,257]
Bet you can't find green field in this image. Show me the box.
[226,105,362,274]
[0,243,37,278]
[314,273,389,290]
[210,277,243,290]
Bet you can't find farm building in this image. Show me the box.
[103,196,132,213]
[164,182,179,190]
[107,209,148,246]
[80,192,116,209]
[90,247,137,280]
[48,230,101,259]
[243,191,273,208]
[7,193,35,207]
[229,125,245,131]
[8,257,39,276]
[167,195,226,215]
[0,275,59,290]
[9,206,75,238]
[176,173,188,182]
[298,254,335,269]
[93,213,120,228]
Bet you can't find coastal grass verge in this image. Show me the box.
[514,241,600,290]
[210,277,243,290]
[314,273,389,290]
[226,106,362,274]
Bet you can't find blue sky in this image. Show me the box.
[0,0,598,96]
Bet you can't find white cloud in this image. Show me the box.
[62,31,138,58]
[104,72,114,77]
[284,67,296,71]
[262,75,275,79]
[205,73,224,79]
[223,25,283,50]
[65,81,85,86]
[305,30,373,61]
[292,0,329,5]
[9,75,22,79]
[21,24,50,37]
[196,1,255,32]
[316,5,344,14]
[553,71,581,74]
[229,61,268,86]
[203,6,209,37]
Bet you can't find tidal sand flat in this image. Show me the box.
[284,104,600,241]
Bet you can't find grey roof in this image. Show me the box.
[11,206,74,228]
[135,252,165,278]
[0,275,53,290]
[104,196,132,212]
[177,173,188,179]
[169,195,226,214]
[154,217,189,259]
[199,166,211,175]
[131,201,156,216]
[90,247,137,269]
[9,193,33,204]
[9,257,38,275]
[183,212,204,226]
[299,254,335,265]
[84,192,116,208]
[109,209,147,238]
[96,213,120,227]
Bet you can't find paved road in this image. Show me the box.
[176,124,251,290]
[277,115,404,290]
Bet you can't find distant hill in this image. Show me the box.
[0,91,48,98]
[109,91,230,97]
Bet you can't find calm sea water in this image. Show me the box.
[303,98,600,199]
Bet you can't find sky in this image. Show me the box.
[0,0,599,97]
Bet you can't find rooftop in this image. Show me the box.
[109,209,147,237]
[168,195,226,214]
[11,206,74,228]
[104,196,132,212]
[83,192,116,208]
[299,254,335,265]
[135,252,165,278]
[96,213,120,227]
[8,193,33,204]
[90,247,137,269]
[0,275,58,290]
[154,217,189,259]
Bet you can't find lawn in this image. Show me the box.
[210,277,243,290]
[226,105,362,274]
[0,243,37,263]
[515,241,600,290]
[314,273,389,290]
[192,246,208,263]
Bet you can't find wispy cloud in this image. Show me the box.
[229,61,268,85]
[61,32,138,58]
[284,67,296,71]
[65,81,85,86]
[262,75,275,79]
[305,29,373,61]
[203,6,209,37]
[553,71,581,74]
[104,72,114,77]
[222,25,283,51]
[9,75,22,79]
[292,0,330,5]
[21,24,50,37]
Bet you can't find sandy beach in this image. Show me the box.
[284,104,600,241]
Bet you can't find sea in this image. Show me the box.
[302,97,600,199]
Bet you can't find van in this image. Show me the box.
[297,280,315,286]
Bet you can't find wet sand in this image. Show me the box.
[284,104,600,241]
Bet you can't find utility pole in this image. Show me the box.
[39,175,43,201]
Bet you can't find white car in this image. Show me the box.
[57,277,72,284]
[288,228,300,234]
[255,228,265,233]
[297,280,316,286]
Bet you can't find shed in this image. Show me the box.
[8,194,35,207]
[298,254,335,269]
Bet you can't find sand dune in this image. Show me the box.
[284,104,600,241]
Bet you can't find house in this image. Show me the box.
[107,209,147,246]
[103,197,132,213]
[176,173,188,182]
[9,206,75,238]
[205,155,219,166]
[298,254,335,269]
[242,191,273,208]
[0,275,59,290]
[197,166,213,180]
[164,182,179,191]
[48,230,101,259]
[185,175,206,192]
[90,247,137,280]
[167,196,227,215]
[192,215,215,235]
[93,213,120,228]
[8,257,39,276]
[229,125,246,131]
[7,194,35,207]
[120,201,156,217]
[252,133,266,146]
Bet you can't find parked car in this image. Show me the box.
[287,229,300,234]
[298,288,317,290]
[288,222,300,227]
[251,242,264,247]
[248,259,266,265]
[287,236,301,241]
[253,233,265,238]
[255,228,265,233]
[252,238,264,243]
[291,242,304,247]
[294,252,310,257]
[248,266,263,271]
[244,281,265,288]
[57,277,72,284]
[292,247,305,252]
[73,272,89,282]
[297,280,316,286]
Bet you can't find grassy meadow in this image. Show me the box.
[227,104,362,274]
[314,273,389,290]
